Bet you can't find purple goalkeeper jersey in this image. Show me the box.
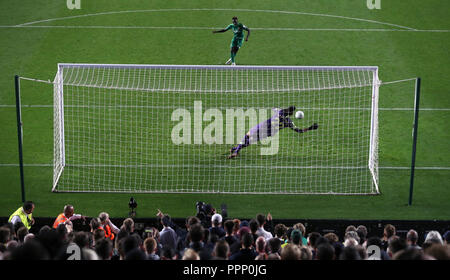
[247,108,297,144]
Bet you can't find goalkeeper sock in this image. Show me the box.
[234,134,250,154]
[234,144,243,154]
[231,51,236,63]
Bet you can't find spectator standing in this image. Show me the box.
[356,225,368,246]
[209,214,225,239]
[229,232,257,260]
[121,218,135,233]
[254,236,268,260]
[280,243,301,260]
[293,223,308,246]
[212,239,230,260]
[267,237,282,257]
[249,219,260,244]
[387,236,408,258]
[176,216,200,255]
[273,223,287,244]
[182,248,200,260]
[366,236,390,260]
[16,226,29,244]
[307,232,321,258]
[339,246,361,260]
[443,231,450,245]
[345,225,357,233]
[424,231,444,245]
[344,231,360,246]
[381,224,396,250]
[406,229,421,250]
[222,219,238,248]
[187,224,213,260]
[255,213,273,240]
[392,247,425,260]
[0,226,11,253]
[159,214,178,251]
[95,238,113,260]
[144,237,160,260]
[290,229,303,248]
[424,244,450,260]
[316,242,335,260]
[232,219,241,236]
[299,245,313,260]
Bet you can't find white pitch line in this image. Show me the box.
[380,166,450,170]
[0,163,449,170]
[0,104,449,111]
[379,108,450,111]
[1,25,449,33]
[12,8,417,31]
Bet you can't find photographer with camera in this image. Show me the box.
[195,202,215,229]
[129,197,137,218]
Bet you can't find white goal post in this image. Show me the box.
[52,63,380,194]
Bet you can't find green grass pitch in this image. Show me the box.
[0,0,449,220]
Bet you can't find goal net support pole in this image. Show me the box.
[408,77,421,205]
[14,75,26,202]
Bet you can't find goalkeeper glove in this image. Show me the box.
[308,123,319,130]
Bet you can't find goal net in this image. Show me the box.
[53,64,380,194]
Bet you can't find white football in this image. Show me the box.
[295,110,304,119]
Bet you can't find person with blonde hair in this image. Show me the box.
[98,212,119,241]
[280,243,301,260]
[424,231,444,245]
[143,237,160,260]
[122,218,135,233]
[182,248,200,260]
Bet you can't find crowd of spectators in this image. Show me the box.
[1,201,449,260]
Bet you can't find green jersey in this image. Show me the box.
[225,23,248,39]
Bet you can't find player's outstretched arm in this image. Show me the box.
[212,28,228,33]
[213,25,232,34]
[244,26,250,41]
[309,123,319,130]
[292,123,318,133]
[213,23,235,34]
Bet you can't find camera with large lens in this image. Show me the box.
[129,197,138,209]
[195,201,215,227]
[196,201,205,215]
[129,197,137,217]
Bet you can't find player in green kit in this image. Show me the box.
[213,16,250,65]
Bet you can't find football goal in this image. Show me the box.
[52,64,380,194]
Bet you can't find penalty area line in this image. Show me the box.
[0,25,449,33]
[0,104,449,111]
[0,163,449,170]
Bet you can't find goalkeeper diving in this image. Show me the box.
[227,106,318,159]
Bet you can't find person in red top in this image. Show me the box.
[98,212,119,241]
[53,205,85,229]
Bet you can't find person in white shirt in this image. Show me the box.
[255,213,273,240]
